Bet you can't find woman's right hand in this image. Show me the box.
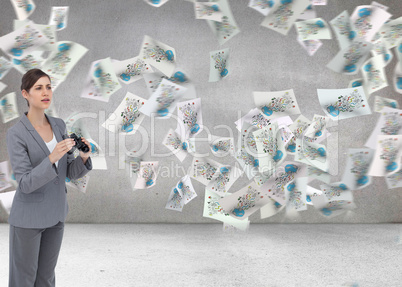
[48,138,75,164]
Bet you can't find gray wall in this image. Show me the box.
[0,0,401,223]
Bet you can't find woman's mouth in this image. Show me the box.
[42,99,50,102]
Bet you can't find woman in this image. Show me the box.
[6,69,92,286]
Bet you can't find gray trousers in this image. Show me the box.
[9,222,64,287]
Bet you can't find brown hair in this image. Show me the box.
[21,69,51,107]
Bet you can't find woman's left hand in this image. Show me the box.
[79,137,92,164]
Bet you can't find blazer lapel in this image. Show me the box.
[46,114,63,143]
[20,112,50,157]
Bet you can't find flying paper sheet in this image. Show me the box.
[124,150,141,191]
[134,161,159,189]
[235,108,273,131]
[330,10,355,50]
[49,6,69,31]
[66,175,90,193]
[206,165,243,196]
[248,0,274,17]
[235,123,260,180]
[326,40,373,75]
[260,0,311,36]
[305,185,323,205]
[371,1,388,10]
[298,4,316,21]
[368,135,402,177]
[0,161,12,192]
[0,190,16,215]
[297,37,322,56]
[374,96,399,113]
[218,181,271,220]
[102,92,147,135]
[10,0,35,21]
[320,182,354,202]
[311,191,355,218]
[311,0,326,5]
[259,198,284,219]
[253,122,287,175]
[14,20,58,52]
[317,86,371,120]
[166,175,197,211]
[113,56,154,84]
[42,41,88,81]
[12,51,45,75]
[260,161,307,205]
[285,177,308,212]
[140,78,187,118]
[209,135,235,157]
[341,148,374,190]
[295,138,328,172]
[303,114,330,143]
[203,189,250,231]
[371,38,393,67]
[194,2,223,21]
[162,128,195,162]
[176,98,203,138]
[254,89,301,119]
[165,184,185,212]
[209,48,230,82]
[295,18,332,40]
[0,92,19,123]
[307,165,331,184]
[394,64,402,94]
[350,5,391,42]
[378,16,402,49]
[143,0,169,7]
[81,57,122,102]
[206,0,240,45]
[385,160,402,189]
[0,21,48,59]
[139,35,176,77]
[190,156,220,186]
[286,114,311,153]
[177,175,197,205]
[365,107,402,150]
[143,69,196,99]
[361,55,388,95]
[0,57,13,80]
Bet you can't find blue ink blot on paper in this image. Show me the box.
[233,208,245,217]
[273,150,283,162]
[351,80,362,87]
[262,106,273,116]
[122,124,133,133]
[386,161,398,172]
[165,50,174,61]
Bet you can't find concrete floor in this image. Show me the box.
[0,224,401,287]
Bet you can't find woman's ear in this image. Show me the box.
[22,89,29,100]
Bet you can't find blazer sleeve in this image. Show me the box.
[7,127,58,194]
[60,120,93,180]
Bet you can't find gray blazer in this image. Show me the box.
[6,112,92,228]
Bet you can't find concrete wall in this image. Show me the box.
[0,0,401,223]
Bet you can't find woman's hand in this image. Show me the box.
[48,138,75,164]
[79,137,92,164]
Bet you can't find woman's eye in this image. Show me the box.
[47,86,52,90]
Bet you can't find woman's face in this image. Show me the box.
[23,76,52,110]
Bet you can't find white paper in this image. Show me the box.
[139,35,176,77]
[102,92,147,135]
[260,0,311,35]
[0,92,19,123]
[317,86,371,120]
[140,78,187,118]
[295,18,331,40]
[209,48,230,82]
[49,6,69,31]
[254,89,301,119]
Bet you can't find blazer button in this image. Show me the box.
[55,180,59,184]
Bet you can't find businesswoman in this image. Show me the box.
[6,68,92,287]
